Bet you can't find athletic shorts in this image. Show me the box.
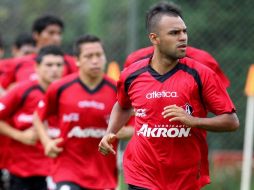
[9,174,47,190]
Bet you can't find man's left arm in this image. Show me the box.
[162,105,239,132]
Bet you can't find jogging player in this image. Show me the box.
[0,45,64,190]
[34,34,132,190]
[98,2,239,190]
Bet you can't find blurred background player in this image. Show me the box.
[11,33,36,58]
[0,33,36,92]
[34,34,132,190]
[99,1,239,189]
[0,45,64,190]
[0,15,77,90]
[123,2,230,89]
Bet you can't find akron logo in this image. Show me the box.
[182,103,193,115]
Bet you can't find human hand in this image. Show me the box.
[98,133,117,155]
[162,105,198,127]
[44,138,64,158]
[19,127,38,145]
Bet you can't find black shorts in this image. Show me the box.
[56,181,115,190]
[9,174,47,190]
[0,170,5,190]
[128,184,150,190]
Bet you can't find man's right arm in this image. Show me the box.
[33,111,63,158]
[98,102,132,155]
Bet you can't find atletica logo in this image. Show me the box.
[78,100,105,110]
[146,91,178,99]
[67,126,106,138]
[137,124,191,138]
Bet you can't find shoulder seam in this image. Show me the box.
[20,85,43,108]
[104,79,117,92]
[56,77,79,100]
[124,65,148,93]
[178,63,205,110]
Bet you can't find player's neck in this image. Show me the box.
[151,52,178,75]
[35,45,42,54]
[79,72,104,90]
[38,78,49,91]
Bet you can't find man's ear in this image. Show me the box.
[32,32,39,42]
[149,33,159,45]
[75,56,80,67]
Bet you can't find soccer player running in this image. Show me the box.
[33,34,131,190]
[0,45,65,190]
[98,2,239,190]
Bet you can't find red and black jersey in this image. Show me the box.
[0,80,52,177]
[0,58,15,168]
[0,135,11,169]
[118,57,235,189]
[37,73,118,189]
[0,58,16,86]
[1,54,78,89]
[123,46,230,88]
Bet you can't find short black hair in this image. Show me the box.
[36,45,64,64]
[73,34,102,57]
[146,1,183,33]
[14,33,35,49]
[32,15,64,34]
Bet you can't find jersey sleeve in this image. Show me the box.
[201,69,235,115]
[0,86,20,119]
[187,47,230,88]
[37,83,59,121]
[0,62,16,89]
[117,73,132,109]
[63,55,78,76]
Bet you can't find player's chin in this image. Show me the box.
[177,52,186,58]
[49,76,61,82]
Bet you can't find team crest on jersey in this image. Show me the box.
[182,103,193,115]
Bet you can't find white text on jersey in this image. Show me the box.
[63,113,79,122]
[137,124,191,138]
[78,100,105,110]
[146,91,178,99]
[67,126,106,138]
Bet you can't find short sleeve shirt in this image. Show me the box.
[118,57,235,189]
[37,73,118,189]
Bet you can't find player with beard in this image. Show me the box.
[99,2,239,190]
